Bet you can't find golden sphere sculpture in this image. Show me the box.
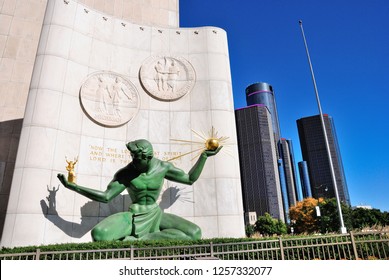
[205,138,219,151]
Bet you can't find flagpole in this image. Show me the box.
[298,20,347,234]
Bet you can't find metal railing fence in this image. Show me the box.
[1,231,388,260]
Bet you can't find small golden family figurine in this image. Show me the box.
[65,156,78,183]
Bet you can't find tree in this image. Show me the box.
[351,207,388,230]
[289,197,321,234]
[381,211,389,228]
[318,198,352,233]
[274,219,288,235]
[289,197,388,234]
[289,197,354,234]
[255,213,287,236]
[245,224,255,237]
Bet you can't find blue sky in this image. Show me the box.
[180,0,389,211]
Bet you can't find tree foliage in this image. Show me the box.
[245,225,255,237]
[350,207,386,229]
[254,213,287,236]
[289,197,389,234]
[317,198,353,233]
[289,197,322,233]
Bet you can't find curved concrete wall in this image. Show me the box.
[1,0,244,247]
[0,0,179,240]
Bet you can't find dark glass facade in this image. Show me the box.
[236,82,302,224]
[297,114,350,205]
[235,105,285,222]
[286,139,303,201]
[279,138,297,207]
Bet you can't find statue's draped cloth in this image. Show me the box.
[130,203,162,237]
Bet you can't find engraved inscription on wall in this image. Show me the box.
[80,71,140,127]
[88,145,183,165]
[89,145,132,165]
[140,55,196,101]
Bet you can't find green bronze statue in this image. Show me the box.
[57,139,222,241]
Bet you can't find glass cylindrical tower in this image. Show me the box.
[246,82,281,143]
[298,161,312,198]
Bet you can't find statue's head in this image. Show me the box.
[126,139,154,170]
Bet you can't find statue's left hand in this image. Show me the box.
[203,146,223,157]
[57,173,75,190]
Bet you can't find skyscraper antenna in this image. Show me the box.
[298,20,347,234]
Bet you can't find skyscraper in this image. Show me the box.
[279,138,298,207]
[236,82,303,224]
[235,105,285,222]
[247,83,302,204]
[298,161,312,198]
[286,139,303,201]
[277,159,290,222]
[246,82,281,146]
[297,114,350,205]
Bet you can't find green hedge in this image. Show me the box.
[0,237,272,255]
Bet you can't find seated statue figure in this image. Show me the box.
[57,139,221,241]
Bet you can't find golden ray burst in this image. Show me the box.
[167,126,232,162]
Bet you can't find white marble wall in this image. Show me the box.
[0,0,178,123]
[75,0,179,28]
[1,0,244,247]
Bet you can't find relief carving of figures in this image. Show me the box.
[167,59,180,92]
[140,55,195,101]
[155,60,168,91]
[154,57,181,93]
[80,71,140,127]
[96,77,110,114]
[110,77,134,117]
